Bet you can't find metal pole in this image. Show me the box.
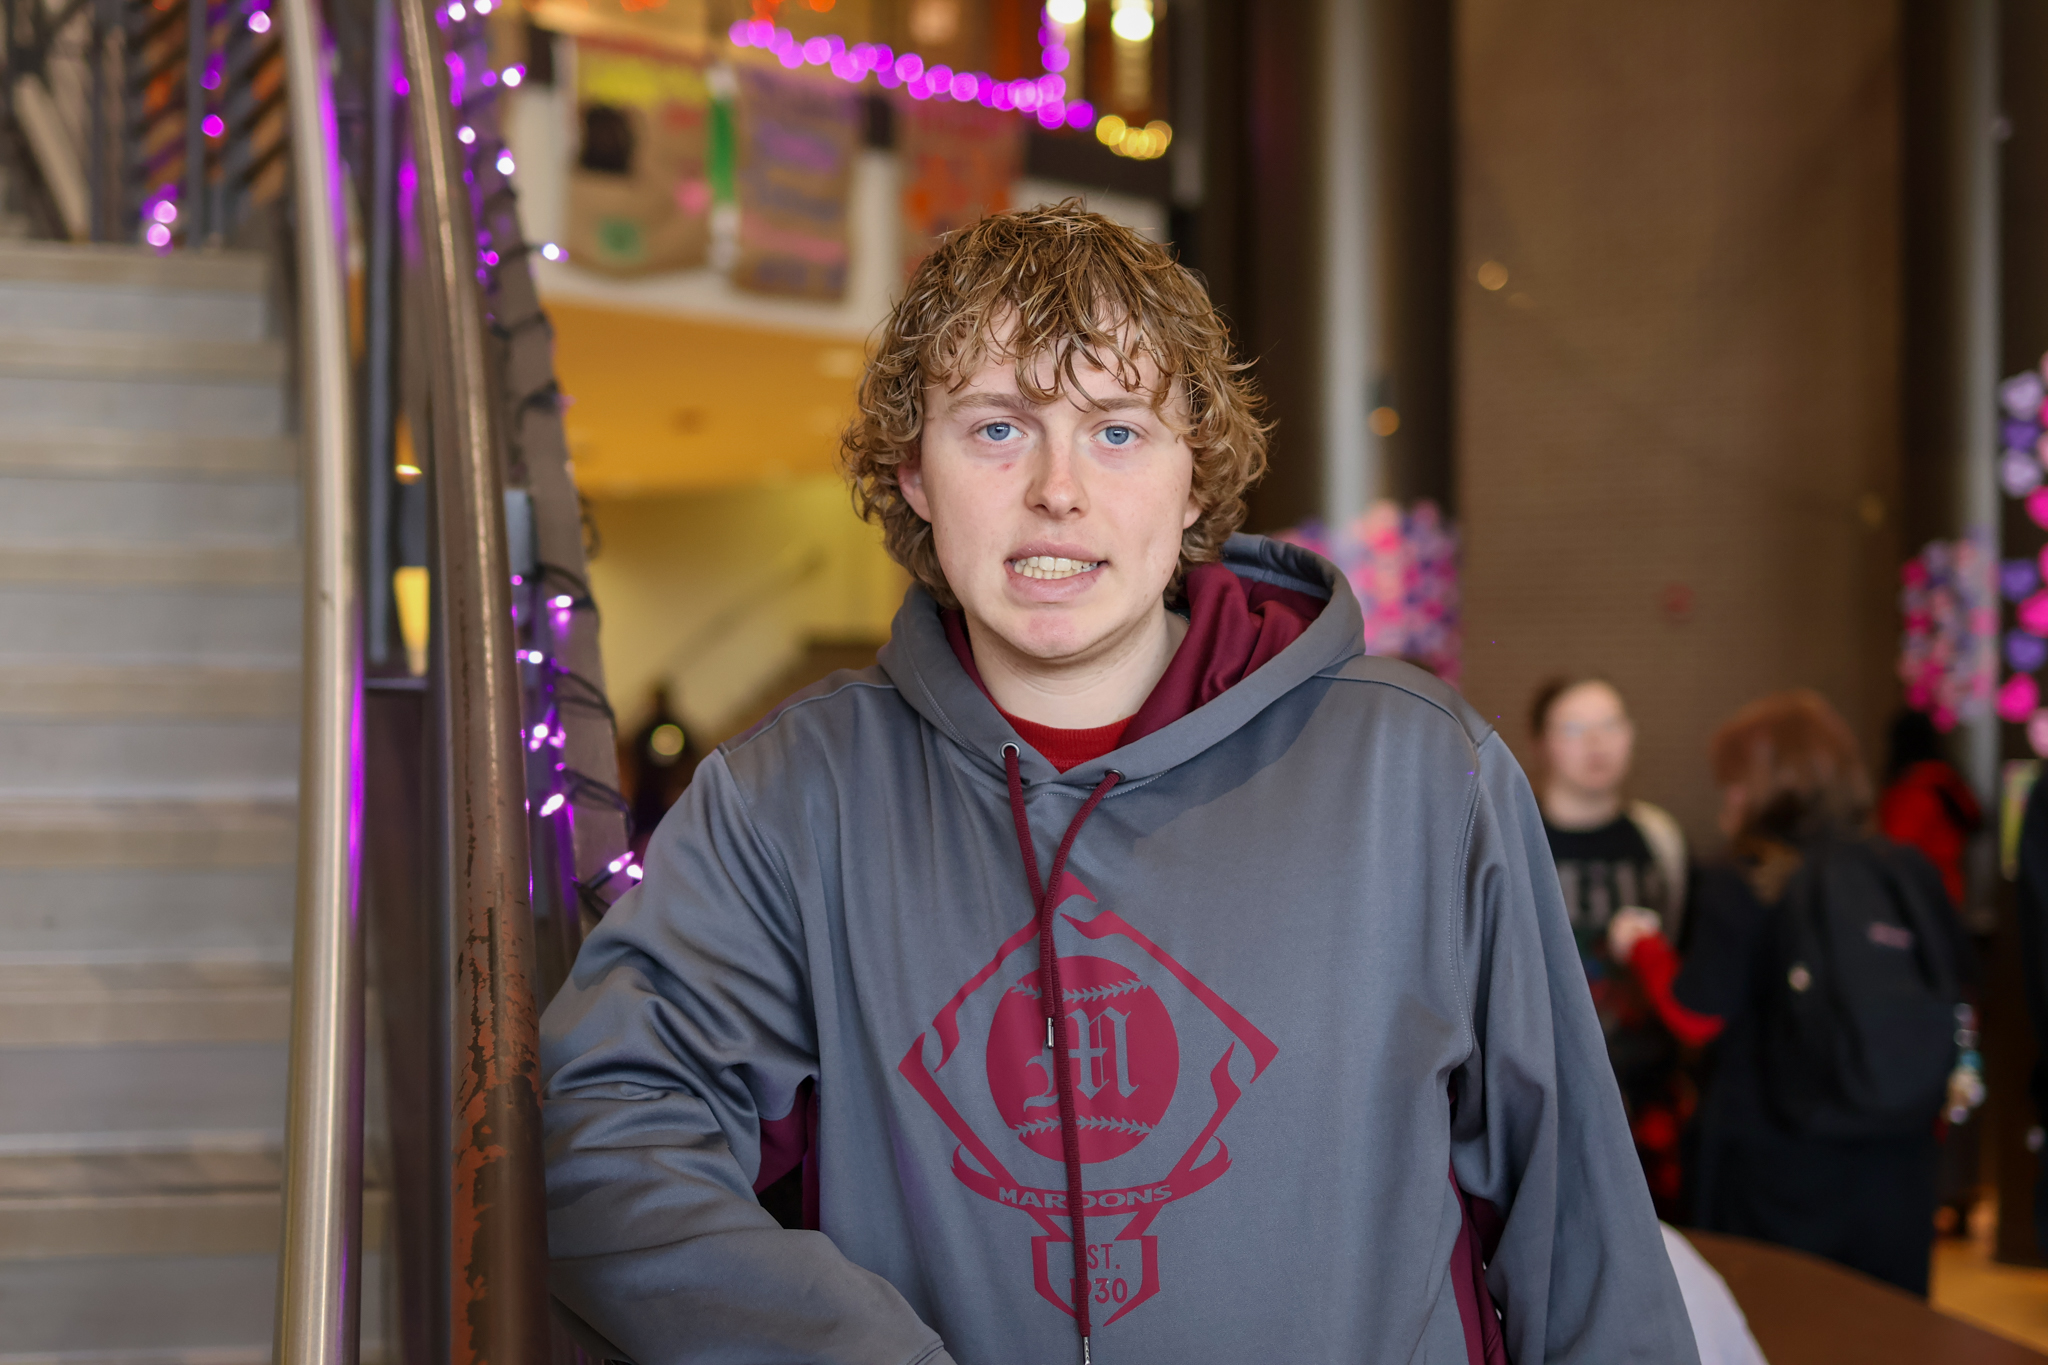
[1316,0,1375,530]
[183,0,205,241]
[273,0,364,1356]
[396,0,551,1355]
[1956,0,2000,847]
[364,0,395,666]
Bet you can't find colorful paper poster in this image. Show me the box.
[1901,533,1994,732]
[733,63,858,300]
[1277,501,1462,684]
[568,37,713,275]
[898,94,1023,276]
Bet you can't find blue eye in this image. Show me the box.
[1103,425,1134,446]
[981,422,1014,441]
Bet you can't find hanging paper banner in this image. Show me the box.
[1276,501,1462,684]
[568,37,713,275]
[898,94,1023,276]
[733,63,858,300]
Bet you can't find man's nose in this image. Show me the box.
[1028,437,1085,517]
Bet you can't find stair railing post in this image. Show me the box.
[272,0,365,1355]
[396,0,552,1355]
[182,0,204,240]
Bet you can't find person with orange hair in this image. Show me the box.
[1609,690,1970,1295]
[541,203,1691,1364]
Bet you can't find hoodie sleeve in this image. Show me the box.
[1448,731,1700,1365]
[539,751,955,1365]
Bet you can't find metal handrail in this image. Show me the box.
[273,0,363,1359]
[395,0,555,1357]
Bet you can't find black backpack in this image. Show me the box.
[1759,837,1964,1138]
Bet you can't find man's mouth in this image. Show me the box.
[1007,554,1101,581]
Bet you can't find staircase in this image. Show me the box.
[0,240,367,1363]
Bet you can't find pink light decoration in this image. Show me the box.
[628,865,645,881]
[539,793,566,817]
[2031,709,2048,759]
[2028,486,2048,529]
[202,114,225,138]
[248,10,269,31]
[727,19,1096,131]
[501,65,524,88]
[145,222,172,249]
[2021,588,2048,638]
[1999,672,2038,724]
[551,594,574,609]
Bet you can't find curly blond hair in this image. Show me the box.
[841,201,1269,608]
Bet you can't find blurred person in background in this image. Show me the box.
[1609,690,1970,1295]
[1879,707,1985,1239]
[1531,677,1692,1215]
[626,682,700,858]
[2012,774,2048,1258]
[1879,708,1981,910]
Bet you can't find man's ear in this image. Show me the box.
[900,450,932,522]
[1182,488,1201,531]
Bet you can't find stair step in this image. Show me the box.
[0,1147,280,1198]
[0,665,297,719]
[0,868,293,957]
[0,476,296,545]
[0,1254,392,1363]
[0,961,289,1049]
[0,798,295,869]
[0,333,282,385]
[0,376,285,439]
[0,280,265,344]
[0,714,299,798]
[0,1042,285,1145]
[0,545,296,588]
[0,433,294,482]
[0,584,299,665]
[0,242,266,293]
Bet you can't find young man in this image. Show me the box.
[541,205,1697,1364]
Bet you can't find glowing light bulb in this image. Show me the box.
[496,151,515,174]
[456,125,475,144]
[248,10,269,31]
[145,223,172,248]
[539,793,566,817]
[1045,0,1085,23]
[551,594,573,609]
[447,2,464,18]
[152,199,178,224]
[202,114,224,138]
[628,864,644,881]
[1096,114,1126,147]
[539,242,562,261]
[1110,0,1152,41]
[501,64,523,87]
[532,721,550,741]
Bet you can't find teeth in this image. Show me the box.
[1009,555,1100,580]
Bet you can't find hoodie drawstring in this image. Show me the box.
[1004,744,1120,1364]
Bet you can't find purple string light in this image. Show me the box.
[727,18,1095,130]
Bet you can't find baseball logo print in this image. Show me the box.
[899,876,1277,1329]
[987,956,1179,1162]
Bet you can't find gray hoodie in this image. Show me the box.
[541,534,1699,1364]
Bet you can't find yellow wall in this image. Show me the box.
[552,302,868,496]
[587,476,907,738]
